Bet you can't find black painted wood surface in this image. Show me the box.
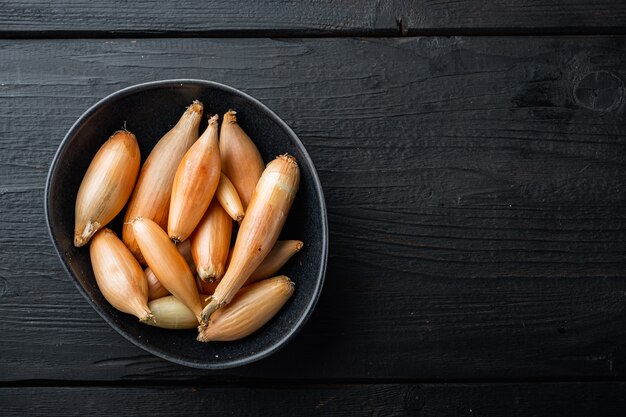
[3,383,626,417]
[2,0,626,413]
[2,1,626,36]
[1,37,626,384]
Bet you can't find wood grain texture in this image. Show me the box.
[3,383,626,416]
[0,0,398,36]
[394,0,626,34]
[2,1,626,36]
[1,37,626,381]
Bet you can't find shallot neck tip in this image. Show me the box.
[224,110,237,123]
[124,216,143,226]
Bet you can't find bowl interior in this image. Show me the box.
[46,80,327,369]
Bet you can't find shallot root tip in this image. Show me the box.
[74,220,99,247]
[196,325,211,342]
[73,235,85,248]
[198,266,217,283]
[140,313,156,324]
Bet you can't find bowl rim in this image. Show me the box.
[44,79,328,369]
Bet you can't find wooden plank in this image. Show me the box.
[2,1,626,36]
[395,0,626,35]
[0,0,397,36]
[2,383,626,416]
[1,37,626,381]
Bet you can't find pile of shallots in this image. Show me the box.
[74,101,301,342]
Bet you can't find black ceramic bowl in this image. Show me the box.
[45,80,327,369]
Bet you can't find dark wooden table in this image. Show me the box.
[3,1,626,415]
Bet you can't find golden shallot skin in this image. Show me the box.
[247,240,303,283]
[201,154,300,322]
[168,114,221,243]
[197,276,295,342]
[74,130,140,247]
[223,239,304,285]
[146,239,195,300]
[146,295,210,330]
[145,267,170,301]
[191,199,232,282]
[215,173,244,222]
[89,228,153,322]
[123,101,203,264]
[131,217,203,322]
[219,110,265,209]
[196,276,218,296]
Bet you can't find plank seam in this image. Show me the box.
[3,376,626,388]
[2,28,626,39]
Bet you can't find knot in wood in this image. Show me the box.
[404,385,425,412]
[574,71,624,112]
